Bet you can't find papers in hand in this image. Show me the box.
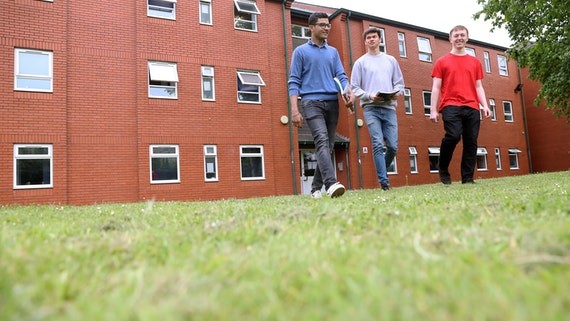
[376,89,399,101]
[376,89,400,96]
[333,77,345,95]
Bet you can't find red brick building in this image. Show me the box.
[1,0,559,205]
[519,70,570,173]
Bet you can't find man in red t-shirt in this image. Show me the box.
[430,25,492,185]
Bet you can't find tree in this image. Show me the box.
[474,0,569,121]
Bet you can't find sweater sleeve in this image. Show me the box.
[288,47,303,96]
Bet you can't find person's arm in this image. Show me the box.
[350,59,378,104]
[392,59,405,95]
[290,95,303,127]
[288,49,304,127]
[333,51,354,111]
[429,77,442,122]
[476,79,491,118]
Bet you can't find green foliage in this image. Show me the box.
[1,172,569,321]
[475,0,570,120]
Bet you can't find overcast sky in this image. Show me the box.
[296,0,512,47]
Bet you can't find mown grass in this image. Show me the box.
[1,171,569,321]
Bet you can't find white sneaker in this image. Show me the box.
[326,182,345,198]
[311,190,323,199]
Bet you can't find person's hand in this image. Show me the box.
[343,92,355,113]
[429,109,439,123]
[481,106,491,119]
[292,111,303,128]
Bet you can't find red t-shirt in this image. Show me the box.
[431,53,483,111]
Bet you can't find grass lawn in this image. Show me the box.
[1,171,569,321]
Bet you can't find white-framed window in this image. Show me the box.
[14,144,53,189]
[428,147,440,173]
[508,148,521,170]
[150,145,180,184]
[483,51,491,73]
[199,0,212,25]
[476,148,488,171]
[14,48,53,92]
[148,61,178,99]
[240,145,265,180]
[495,147,502,170]
[292,24,311,39]
[204,145,218,181]
[403,88,412,114]
[147,0,176,20]
[489,98,497,121]
[234,0,260,32]
[369,26,386,53]
[465,47,476,57]
[422,91,431,116]
[237,70,265,103]
[292,24,311,49]
[201,66,215,101]
[409,146,418,174]
[498,54,508,76]
[398,32,407,57]
[503,100,513,122]
[417,37,432,62]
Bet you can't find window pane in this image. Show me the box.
[16,78,52,91]
[18,51,50,76]
[241,156,263,178]
[205,158,216,176]
[235,0,261,14]
[238,72,265,86]
[417,38,431,52]
[200,2,211,23]
[429,156,439,171]
[151,158,178,180]
[149,86,176,98]
[153,146,176,154]
[292,25,302,37]
[419,53,431,61]
[18,147,49,155]
[409,156,417,172]
[149,63,178,82]
[242,147,261,154]
[16,159,51,185]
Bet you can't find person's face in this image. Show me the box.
[449,28,469,49]
[365,32,381,49]
[310,18,331,41]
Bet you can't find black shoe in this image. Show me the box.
[462,179,475,184]
[381,184,390,191]
[439,172,451,185]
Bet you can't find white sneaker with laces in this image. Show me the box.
[326,182,345,198]
[311,190,323,199]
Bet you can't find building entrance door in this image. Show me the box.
[300,150,317,195]
[300,149,338,195]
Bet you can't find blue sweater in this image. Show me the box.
[288,39,349,101]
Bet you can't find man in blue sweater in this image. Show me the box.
[288,12,354,198]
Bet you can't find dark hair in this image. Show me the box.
[363,27,382,41]
[449,25,469,37]
[308,12,329,25]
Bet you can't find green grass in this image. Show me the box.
[1,171,569,321]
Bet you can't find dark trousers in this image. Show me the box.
[301,99,339,191]
[439,106,481,182]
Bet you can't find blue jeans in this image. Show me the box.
[363,106,398,187]
[439,106,480,182]
[301,99,339,191]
